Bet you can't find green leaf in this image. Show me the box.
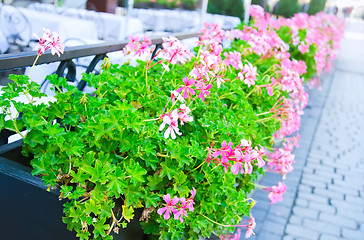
[107,167,127,197]
[84,199,101,215]
[82,160,111,184]
[125,160,147,184]
[70,169,90,184]
[160,161,177,180]
[31,157,49,175]
[24,130,45,147]
[144,190,160,208]
[173,171,187,185]
[99,201,114,219]
[93,220,109,238]
[147,174,163,191]
[122,204,134,222]
[76,230,91,240]
[0,114,4,130]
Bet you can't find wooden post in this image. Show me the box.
[87,0,118,13]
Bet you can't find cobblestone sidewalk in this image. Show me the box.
[248,19,364,240]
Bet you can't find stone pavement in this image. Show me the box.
[248,19,364,240]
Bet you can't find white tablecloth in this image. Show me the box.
[18,7,98,41]
[28,3,144,40]
[131,8,241,33]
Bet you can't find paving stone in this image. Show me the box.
[319,233,342,240]
[256,231,281,240]
[328,183,360,196]
[344,195,364,205]
[259,220,285,235]
[300,177,327,189]
[342,228,364,240]
[308,201,336,214]
[268,205,291,218]
[313,187,345,200]
[303,218,341,236]
[288,215,303,225]
[285,224,320,239]
[336,208,364,222]
[330,199,364,212]
[292,206,319,219]
[250,208,267,224]
[295,198,308,207]
[282,235,295,240]
[297,192,329,204]
[319,212,357,229]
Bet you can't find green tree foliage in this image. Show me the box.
[274,0,300,18]
[251,0,269,12]
[207,0,244,20]
[307,0,327,15]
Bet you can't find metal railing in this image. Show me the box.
[0,31,200,71]
[0,31,200,90]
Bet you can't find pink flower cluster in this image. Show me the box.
[263,182,287,204]
[34,28,64,57]
[123,35,152,57]
[206,139,265,175]
[157,188,196,223]
[249,5,345,81]
[159,104,193,139]
[161,36,193,65]
[267,133,300,179]
[238,62,259,87]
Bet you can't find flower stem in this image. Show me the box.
[198,213,245,228]
[145,69,149,95]
[246,87,256,98]
[192,161,205,172]
[29,54,40,79]
[256,111,271,116]
[255,117,271,123]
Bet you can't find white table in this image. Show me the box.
[18,7,98,41]
[131,9,241,33]
[28,3,144,40]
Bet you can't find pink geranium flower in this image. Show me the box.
[238,62,258,87]
[177,104,193,125]
[186,187,196,212]
[213,140,233,165]
[159,110,182,139]
[177,77,196,98]
[223,51,242,70]
[170,90,185,106]
[196,81,212,101]
[174,197,188,223]
[34,28,64,57]
[263,182,287,204]
[157,194,179,220]
[245,214,256,238]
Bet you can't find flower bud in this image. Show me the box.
[102,57,111,70]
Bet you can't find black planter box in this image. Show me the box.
[0,139,78,240]
[0,133,148,240]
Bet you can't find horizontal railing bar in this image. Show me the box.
[0,31,200,72]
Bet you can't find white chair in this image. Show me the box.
[0,28,9,54]
[0,4,32,51]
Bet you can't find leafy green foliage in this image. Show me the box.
[274,0,301,18]
[207,0,244,20]
[307,0,327,15]
[0,31,298,239]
